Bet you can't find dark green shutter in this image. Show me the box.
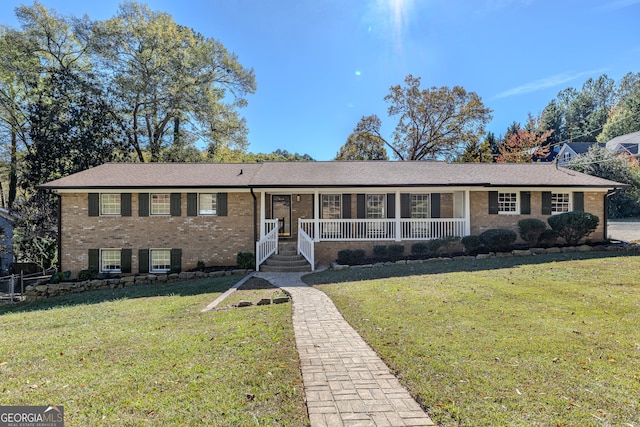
[431,193,441,218]
[88,249,99,271]
[342,194,351,218]
[139,193,149,217]
[217,193,228,216]
[187,193,198,216]
[520,191,531,215]
[121,193,132,216]
[573,192,584,212]
[400,193,411,218]
[88,193,99,216]
[356,194,366,218]
[138,249,149,274]
[488,191,499,215]
[542,191,552,215]
[170,193,181,216]
[386,193,395,218]
[121,249,132,273]
[170,248,182,273]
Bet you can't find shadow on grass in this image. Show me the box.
[303,251,640,285]
[0,275,242,316]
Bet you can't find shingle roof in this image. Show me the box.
[39,161,625,190]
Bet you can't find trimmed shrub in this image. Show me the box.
[547,211,599,245]
[518,218,548,247]
[537,229,559,247]
[387,244,405,260]
[78,268,98,281]
[461,235,482,254]
[337,249,366,265]
[411,240,445,256]
[373,245,388,257]
[479,229,517,252]
[237,252,255,269]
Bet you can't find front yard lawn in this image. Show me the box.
[305,252,640,427]
[0,276,308,426]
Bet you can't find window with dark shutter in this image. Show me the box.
[88,194,99,216]
[187,193,198,216]
[342,194,351,218]
[488,191,499,215]
[121,193,132,217]
[573,192,584,212]
[386,194,395,218]
[121,249,132,273]
[217,193,228,216]
[138,249,150,274]
[520,191,531,215]
[170,193,181,216]
[170,248,182,273]
[542,191,552,215]
[88,249,99,271]
[431,193,441,218]
[139,193,149,217]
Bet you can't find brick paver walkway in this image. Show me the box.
[255,272,435,427]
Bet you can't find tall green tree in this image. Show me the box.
[354,74,492,160]
[88,2,256,162]
[598,72,640,142]
[335,130,388,160]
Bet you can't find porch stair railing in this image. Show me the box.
[256,219,279,271]
[297,228,315,271]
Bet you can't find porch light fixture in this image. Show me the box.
[296,195,301,202]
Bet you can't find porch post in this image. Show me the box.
[313,191,320,242]
[395,190,401,242]
[260,191,266,238]
[464,190,471,236]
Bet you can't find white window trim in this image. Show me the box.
[151,193,171,216]
[410,193,431,219]
[198,193,218,216]
[150,248,171,273]
[321,194,342,219]
[100,249,122,274]
[498,192,519,215]
[551,192,571,214]
[366,194,385,219]
[100,193,121,216]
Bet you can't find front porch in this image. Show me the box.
[255,189,471,271]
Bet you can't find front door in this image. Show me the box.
[272,195,292,237]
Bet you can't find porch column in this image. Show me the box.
[464,190,471,236]
[395,190,401,242]
[260,191,266,238]
[313,191,320,242]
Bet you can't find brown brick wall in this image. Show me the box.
[469,190,606,242]
[60,192,255,275]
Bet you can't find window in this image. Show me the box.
[366,194,385,218]
[551,193,570,214]
[498,192,518,214]
[151,193,170,215]
[150,249,171,273]
[101,249,121,273]
[410,194,430,218]
[199,193,217,215]
[322,194,341,219]
[100,194,121,215]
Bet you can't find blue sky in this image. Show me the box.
[2,0,640,160]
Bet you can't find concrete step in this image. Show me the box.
[270,253,305,262]
[264,257,309,267]
[259,264,312,273]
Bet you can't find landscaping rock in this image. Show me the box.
[257,298,272,306]
[561,246,577,253]
[512,249,532,257]
[577,245,592,252]
[395,259,407,265]
[530,248,547,255]
[476,253,493,260]
[546,247,561,253]
[236,300,252,307]
[273,296,290,304]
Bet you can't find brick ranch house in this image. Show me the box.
[40,161,624,276]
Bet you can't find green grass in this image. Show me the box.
[304,252,640,427]
[0,277,308,426]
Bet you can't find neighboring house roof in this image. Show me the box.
[39,161,626,190]
[564,142,606,155]
[605,130,640,155]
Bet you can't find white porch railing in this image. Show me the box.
[256,219,279,271]
[297,228,315,271]
[299,218,466,241]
